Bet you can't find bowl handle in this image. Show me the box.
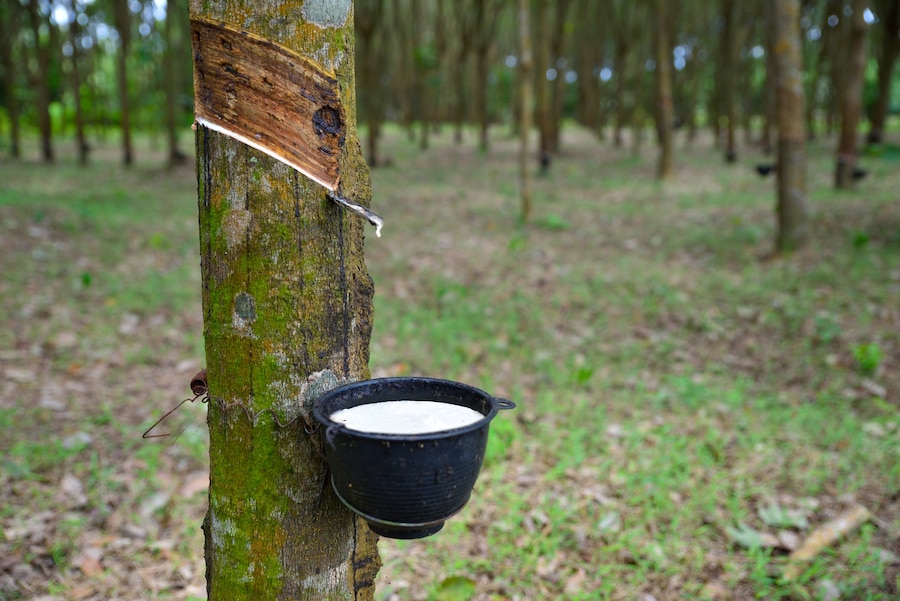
[324,423,345,447]
[495,398,516,411]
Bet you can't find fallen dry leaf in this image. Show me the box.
[69,583,97,600]
[725,522,781,549]
[700,580,729,600]
[784,504,872,579]
[777,530,801,551]
[58,473,87,508]
[563,568,587,594]
[78,554,103,577]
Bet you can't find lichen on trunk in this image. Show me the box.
[190,1,380,598]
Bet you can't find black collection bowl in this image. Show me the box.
[313,377,515,539]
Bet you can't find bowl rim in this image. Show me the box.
[312,376,504,442]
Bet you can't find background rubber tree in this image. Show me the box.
[188,0,381,598]
[719,0,739,163]
[544,0,572,154]
[0,0,23,159]
[355,0,384,167]
[534,0,551,165]
[834,0,868,189]
[112,0,133,166]
[866,0,900,145]
[654,0,674,180]
[773,0,810,252]
[65,0,89,165]
[472,0,505,153]
[609,0,649,155]
[25,0,55,163]
[518,0,533,222]
[163,0,187,168]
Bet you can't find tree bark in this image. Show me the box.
[518,0,533,222]
[0,1,22,158]
[774,0,810,252]
[823,0,843,137]
[535,0,551,168]
[573,11,597,132]
[355,0,382,166]
[164,0,185,168]
[806,0,839,140]
[26,0,54,163]
[761,0,777,155]
[655,0,674,180]
[114,0,133,166]
[68,0,88,165]
[834,0,867,189]
[473,0,503,153]
[452,1,475,145]
[611,1,640,150]
[867,0,900,145]
[613,37,629,148]
[409,0,430,152]
[189,1,380,599]
[546,0,571,153]
[720,0,738,163]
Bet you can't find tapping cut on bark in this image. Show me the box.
[191,17,345,190]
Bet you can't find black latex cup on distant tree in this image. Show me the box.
[313,377,515,539]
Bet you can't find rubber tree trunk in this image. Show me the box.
[573,13,597,131]
[473,0,494,153]
[114,0,133,166]
[355,0,382,166]
[546,0,571,153]
[535,0,551,168]
[807,0,839,140]
[834,0,867,189]
[719,0,738,163]
[452,1,474,145]
[164,0,185,168]
[432,0,448,137]
[0,1,22,159]
[69,4,89,166]
[518,0,533,222]
[26,0,54,163]
[612,38,629,148]
[773,0,810,252]
[761,0,777,155]
[654,0,673,180]
[867,0,900,145]
[409,0,430,153]
[188,1,381,598]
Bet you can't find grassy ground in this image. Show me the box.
[1,125,898,601]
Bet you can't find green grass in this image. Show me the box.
[0,137,208,599]
[365,125,900,600]
[1,127,899,600]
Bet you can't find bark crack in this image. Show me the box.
[202,128,213,325]
[244,147,255,406]
[338,208,350,377]
[292,170,303,262]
